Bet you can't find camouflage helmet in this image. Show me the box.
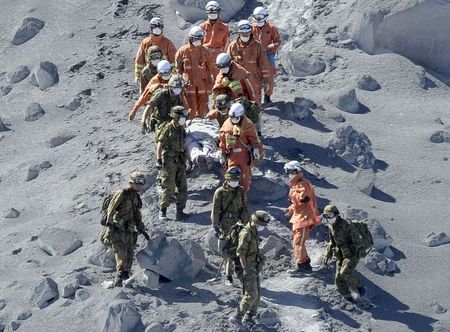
[146,45,163,61]
[216,94,230,109]
[129,171,146,185]
[168,74,184,89]
[224,166,241,181]
[323,204,339,216]
[251,210,271,226]
[170,106,189,120]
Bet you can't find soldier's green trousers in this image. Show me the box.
[218,217,240,276]
[160,156,187,209]
[335,257,362,296]
[110,231,137,276]
[236,264,260,316]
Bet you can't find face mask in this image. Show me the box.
[256,225,264,232]
[152,28,162,36]
[240,35,250,43]
[178,117,186,126]
[228,181,239,188]
[218,108,228,115]
[208,13,218,20]
[288,173,297,180]
[256,21,265,27]
[219,67,230,74]
[151,60,160,67]
[162,74,171,81]
[172,87,182,95]
[192,40,202,47]
[231,117,241,124]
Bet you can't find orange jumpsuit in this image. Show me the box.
[219,117,263,191]
[133,74,169,110]
[135,35,177,78]
[288,173,321,265]
[175,44,215,119]
[212,61,257,102]
[252,23,281,97]
[227,37,271,105]
[200,19,229,77]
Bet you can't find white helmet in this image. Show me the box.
[237,20,252,33]
[252,7,268,21]
[216,53,231,68]
[157,60,172,74]
[284,160,302,172]
[229,103,245,118]
[206,1,220,12]
[150,17,164,28]
[189,26,205,39]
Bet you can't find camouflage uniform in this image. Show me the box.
[148,88,183,134]
[236,223,261,317]
[103,188,146,278]
[235,96,260,125]
[324,215,363,297]
[211,181,250,276]
[156,121,187,210]
[140,64,158,94]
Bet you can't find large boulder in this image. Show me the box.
[24,103,45,121]
[430,128,450,144]
[423,232,450,247]
[204,229,220,254]
[38,228,82,256]
[88,244,116,268]
[328,125,375,169]
[282,52,326,77]
[366,219,393,251]
[169,0,245,22]
[9,66,30,84]
[261,235,291,259]
[363,251,398,275]
[248,176,288,203]
[272,98,316,121]
[101,300,144,332]
[357,75,380,91]
[355,168,376,195]
[181,240,207,279]
[30,278,59,309]
[4,208,20,219]
[12,17,45,45]
[49,133,76,148]
[30,61,59,90]
[327,88,360,113]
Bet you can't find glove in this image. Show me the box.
[263,82,270,92]
[140,122,147,135]
[252,149,261,160]
[134,76,140,86]
[267,43,276,49]
[214,227,221,238]
[221,77,230,87]
[219,154,227,165]
[156,159,162,170]
[284,208,292,218]
[142,231,150,241]
[320,254,331,266]
[300,196,310,204]
[128,109,136,121]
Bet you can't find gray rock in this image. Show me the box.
[204,229,220,254]
[258,308,280,327]
[430,130,450,144]
[16,310,32,321]
[38,228,82,256]
[1,85,12,96]
[101,300,144,332]
[75,288,90,301]
[141,270,159,290]
[145,323,176,332]
[12,17,45,45]
[248,177,288,203]
[0,299,6,311]
[355,168,376,195]
[383,246,394,259]
[343,207,368,220]
[88,244,116,268]
[30,277,59,309]
[357,75,380,91]
[39,161,52,169]
[423,232,450,247]
[181,240,207,279]
[0,118,10,132]
[274,97,316,121]
[74,273,89,286]
[24,102,45,121]
[26,167,40,181]
[30,61,59,90]
[261,236,291,259]
[367,219,393,250]
[435,304,448,314]
[49,133,76,148]
[4,208,20,219]
[327,111,346,123]
[327,88,360,113]
[66,98,81,111]
[169,0,244,22]
[385,259,398,274]
[364,251,386,273]
[328,125,375,169]
[60,279,80,298]
[283,53,326,77]
[10,320,20,331]
[9,66,30,84]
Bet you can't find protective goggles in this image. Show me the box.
[216,62,229,69]
[230,116,241,122]
[131,177,146,185]
[227,167,242,174]
[238,25,252,33]
[148,52,162,60]
[159,69,171,76]
[206,8,220,14]
[151,23,164,29]
[253,14,267,22]
[284,168,298,174]
[322,212,335,219]
[175,109,189,117]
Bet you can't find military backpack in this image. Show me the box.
[348,220,373,259]
[99,189,129,226]
[222,222,245,258]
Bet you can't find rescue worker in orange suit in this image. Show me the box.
[175,26,215,119]
[212,53,257,105]
[251,7,281,104]
[227,20,271,107]
[134,17,177,88]
[219,103,263,191]
[200,1,229,77]
[284,160,321,273]
[129,60,175,121]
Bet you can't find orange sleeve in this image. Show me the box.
[166,39,177,64]
[175,48,184,74]
[257,44,271,82]
[270,24,281,52]
[208,109,218,120]
[135,40,147,77]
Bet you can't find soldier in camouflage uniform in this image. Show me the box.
[156,106,190,221]
[229,210,271,325]
[139,45,163,94]
[321,205,366,301]
[211,166,251,284]
[207,94,230,127]
[102,171,150,287]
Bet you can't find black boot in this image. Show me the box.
[175,207,189,221]
[297,260,312,273]
[357,285,366,297]
[159,208,167,221]
[113,274,123,287]
[264,95,272,104]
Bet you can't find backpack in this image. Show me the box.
[100,189,128,226]
[236,98,260,124]
[222,223,245,258]
[349,220,374,259]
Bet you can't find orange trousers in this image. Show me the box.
[186,89,209,119]
[227,151,251,191]
[293,227,311,264]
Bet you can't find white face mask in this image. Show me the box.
[256,21,265,27]
[172,87,182,95]
[152,28,162,36]
[151,59,160,67]
[231,117,241,124]
[208,13,219,20]
[240,35,250,43]
[178,117,186,126]
[162,74,171,81]
[219,67,230,74]
[228,181,239,188]
[256,225,264,232]
[192,40,202,47]
[288,173,297,180]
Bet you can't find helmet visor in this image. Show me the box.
[253,14,267,22]
[132,177,146,185]
[148,52,162,60]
